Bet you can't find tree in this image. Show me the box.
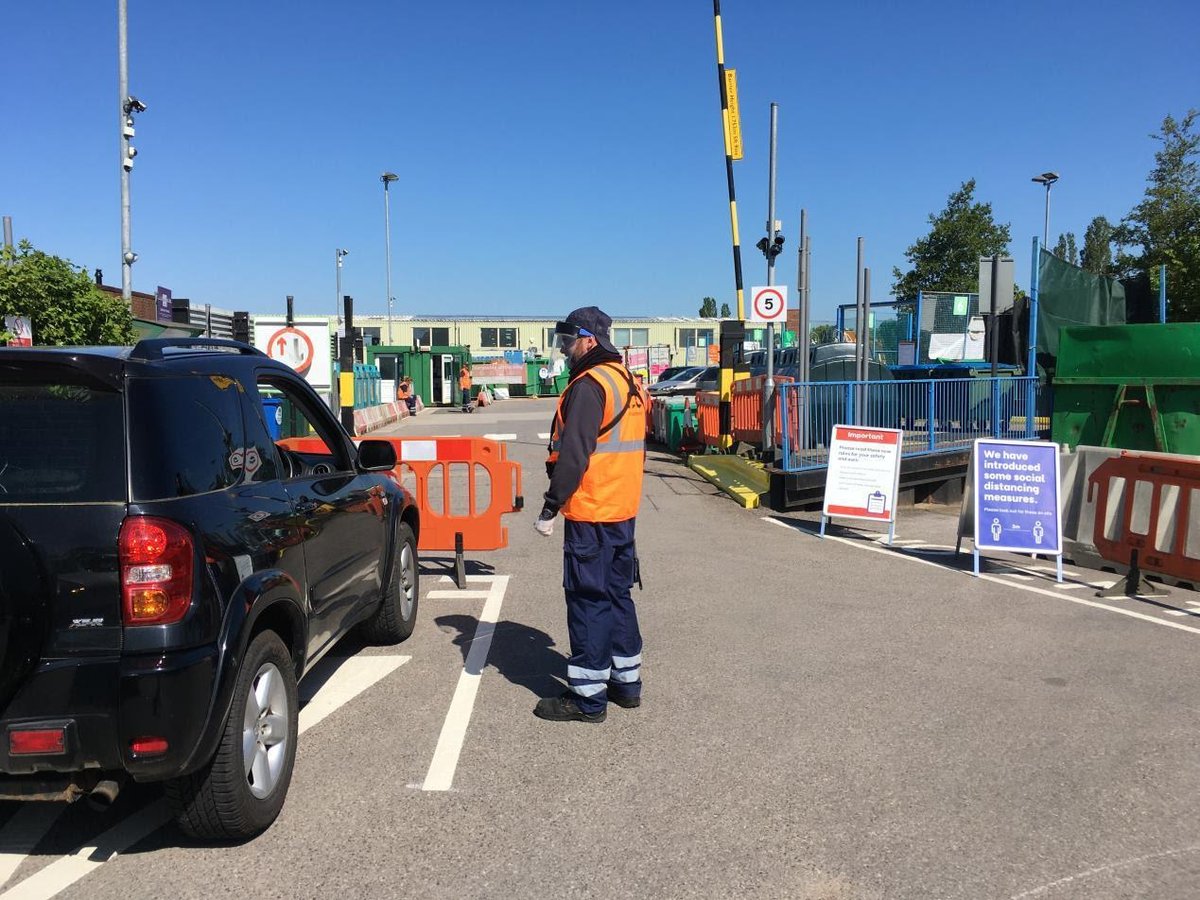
[1053,232,1078,265]
[891,179,1012,301]
[719,302,731,317]
[698,296,718,317]
[1080,216,1116,275]
[1116,110,1200,320]
[809,323,836,344]
[0,241,136,346]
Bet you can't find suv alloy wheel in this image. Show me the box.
[165,630,299,840]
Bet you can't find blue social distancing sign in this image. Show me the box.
[973,439,1061,555]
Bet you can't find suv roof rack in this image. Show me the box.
[130,338,267,361]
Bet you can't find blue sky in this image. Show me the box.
[3,1,1196,325]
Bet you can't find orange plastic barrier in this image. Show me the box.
[730,375,793,446]
[1087,451,1200,583]
[696,391,721,448]
[277,436,523,556]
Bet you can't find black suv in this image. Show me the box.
[0,339,420,839]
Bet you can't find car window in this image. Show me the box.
[0,376,125,503]
[128,375,245,500]
[258,375,353,473]
[238,391,282,485]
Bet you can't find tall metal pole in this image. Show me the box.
[118,0,132,302]
[762,102,779,452]
[802,234,811,378]
[1043,182,1052,247]
[855,238,867,424]
[335,249,347,329]
[381,173,398,345]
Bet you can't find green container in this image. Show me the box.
[653,397,693,452]
[1052,323,1200,454]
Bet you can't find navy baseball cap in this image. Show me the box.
[555,307,618,354]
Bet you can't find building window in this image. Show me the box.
[413,327,449,347]
[612,327,649,347]
[678,328,714,349]
[481,328,517,349]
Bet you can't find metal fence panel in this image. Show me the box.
[779,376,1043,472]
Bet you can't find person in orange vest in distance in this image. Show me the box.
[458,363,473,412]
[534,307,645,722]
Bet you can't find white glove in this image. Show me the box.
[534,513,555,537]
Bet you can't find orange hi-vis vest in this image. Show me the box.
[459,369,472,390]
[549,361,646,523]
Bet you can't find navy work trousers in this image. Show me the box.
[562,518,642,714]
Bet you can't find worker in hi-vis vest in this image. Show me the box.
[458,364,472,412]
[534,307,645,722]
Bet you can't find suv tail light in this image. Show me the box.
[119,516,194,625]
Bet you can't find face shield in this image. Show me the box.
[554,321,593,353]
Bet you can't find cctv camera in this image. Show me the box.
[122,123,135,139]
[123,251,138,265]
[125,96,147,114]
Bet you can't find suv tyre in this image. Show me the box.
[361,522,419,644]
[166,630,298,840]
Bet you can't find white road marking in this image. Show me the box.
[426,590,493,600]
[0,806,66,886]
[0,653,410,900]
[763,517,1200,637]
[482,433,517,441]
[0,801,171,900]
[422,575,509,792]
[537,432,551,440]
[1163,601,1200,618]
[298,655,410,735]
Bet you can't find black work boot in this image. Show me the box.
[608,693,641,709]
[533,692,606,723]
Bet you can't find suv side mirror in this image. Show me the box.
[357,439,397,472]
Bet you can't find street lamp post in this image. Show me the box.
[1031,171,1059,247]
[335,248,349,328]
[117,0,146,302]
[381,173,399,345]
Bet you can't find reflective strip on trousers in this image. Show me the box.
[568,665,612,682]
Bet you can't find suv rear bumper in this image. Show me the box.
[0,643,219,787]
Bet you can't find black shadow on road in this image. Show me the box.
[434,615,566,698]
[419,556,496,579]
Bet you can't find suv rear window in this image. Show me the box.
[128,375,246,500]
[0,380,126,503]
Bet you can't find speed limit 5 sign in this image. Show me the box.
[749,285,788,323]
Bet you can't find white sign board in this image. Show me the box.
[253,317,332,390]
[821,425,904,543]
[748,285,788,323]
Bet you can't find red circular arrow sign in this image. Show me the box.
[266,327,315,376]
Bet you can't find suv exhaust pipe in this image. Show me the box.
[86,779,122,811]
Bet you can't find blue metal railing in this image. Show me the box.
[777,376,1045,473]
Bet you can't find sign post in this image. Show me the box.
[820,425,903,544]
[969,438,1063,582]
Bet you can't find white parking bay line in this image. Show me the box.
[483,433,517,441]
[0,801,171,900]
[298,655,410,735]
[426,591,492,600]
[763,517,1200,638]
[0,654,410,900]
[537,433,551,440]
[0,805,67,887]
[422,575,509,792]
